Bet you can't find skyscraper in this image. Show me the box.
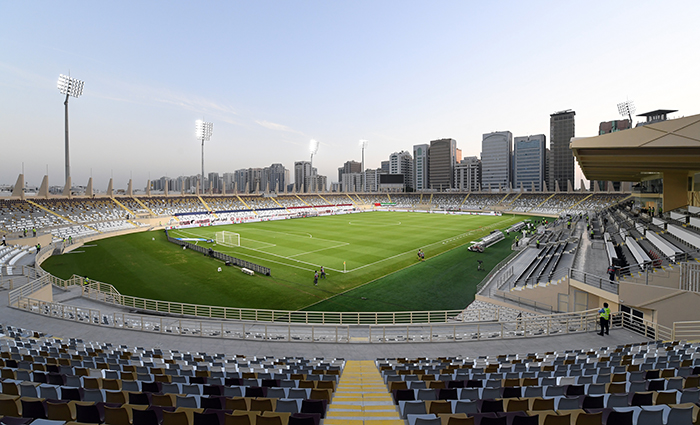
[413,144,429,191]
[454,156,481,191]
[389,150,414,191]
[337,160,362,192]
[550,110,576,191]
[514,134,546,191]
[481,131,512,191]
[428,138,456,190]
[294,161,311,192]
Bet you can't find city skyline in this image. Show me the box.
[2,1,699,189]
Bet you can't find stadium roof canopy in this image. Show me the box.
[571,113,700,183]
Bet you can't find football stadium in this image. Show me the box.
[3,3,700,425]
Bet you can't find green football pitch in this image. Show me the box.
[42,211,532,311]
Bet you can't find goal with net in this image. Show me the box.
[215,231,240,247]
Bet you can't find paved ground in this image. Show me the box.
[0,283,650,360]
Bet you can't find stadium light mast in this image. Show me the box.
[57,74,85,186]
[359,139,368,192]
[617,100,636,125]
[309,139,319,192]
[195,119,213,194]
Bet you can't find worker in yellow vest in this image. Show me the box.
[598,302,611,336]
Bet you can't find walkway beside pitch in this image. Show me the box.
[325,360,403,425]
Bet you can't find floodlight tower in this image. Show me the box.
[196,119,213,193]
[57,74,85,186]
[309,139,319,192]
[359,139,368,192]
[617,100,636,125]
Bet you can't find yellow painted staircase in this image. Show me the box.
[325,360,403,425]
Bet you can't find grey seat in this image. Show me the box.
[82,388,104,402]
[224,386,243,397]
[275,398,300,413]
[288,388,309,399]
[38,384,60,400]
[557,397,580,410]
[545,385,566,397]
[667,406,694,425]
[637,407,664,425]
[122,380,140,392]
[524,386,543,398]
[181,384,201,395]
[409,381,427,389]
[416,389,437,401]
[607,393,629,408]
[453,400,478,415]
[460,388,480,400]
[266,387,287,399]
[175,395,198,408]
[401,400,427,419]
[19,382,39,398]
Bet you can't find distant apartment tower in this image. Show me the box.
[550,110,576,191]
[428,138,456,190]
[413,144,429,191]
[342,173,363,192]
[481,131,512,191]
[337,160,362,192]
[380,161,390,174]
[265,163,288,192]
[294,161,311,192]
[246,168,264,192]
[364,168,381,192]
[389,150,414,191]
[454,156,481,191]
[514,134,546,192]
[233,169,247,193]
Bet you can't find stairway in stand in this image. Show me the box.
[325,360,404,425]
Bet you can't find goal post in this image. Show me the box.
[215,231,240,247]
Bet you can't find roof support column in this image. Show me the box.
[663,171,690,211]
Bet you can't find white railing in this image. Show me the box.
[680,262,700,293]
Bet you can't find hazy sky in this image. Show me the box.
[2,1,699,190]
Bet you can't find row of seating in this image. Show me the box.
[404,405,697,425]
[0,395,324,425]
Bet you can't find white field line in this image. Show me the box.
[171,216,514,274]
[287,243,349,258]
[172,228,328,271]
[338,217,512,273]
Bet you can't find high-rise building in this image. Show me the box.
[265,163,288,193]
[208,172,221,193]
[246,168,264,192]
[413,144,429,191]
[481,131,512,191]
[380,161,390,174]
[389,150,414,191]
[428,138,456,190]
[364,168,381,192]
[454,157,481,191]
[514,134,546,192]
[223,173,235,193]
[337,160,361,192]
[550,110,576,191]
[294,161,311,192]
[233,169,247,193]
[342,173,362,192]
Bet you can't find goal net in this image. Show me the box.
[215,231,240,247]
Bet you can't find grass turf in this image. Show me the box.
[42,211,533,311]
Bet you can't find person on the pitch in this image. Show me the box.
[314,271,319,286]
[320,266,326,279]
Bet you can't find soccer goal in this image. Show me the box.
[215,231,240,247]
